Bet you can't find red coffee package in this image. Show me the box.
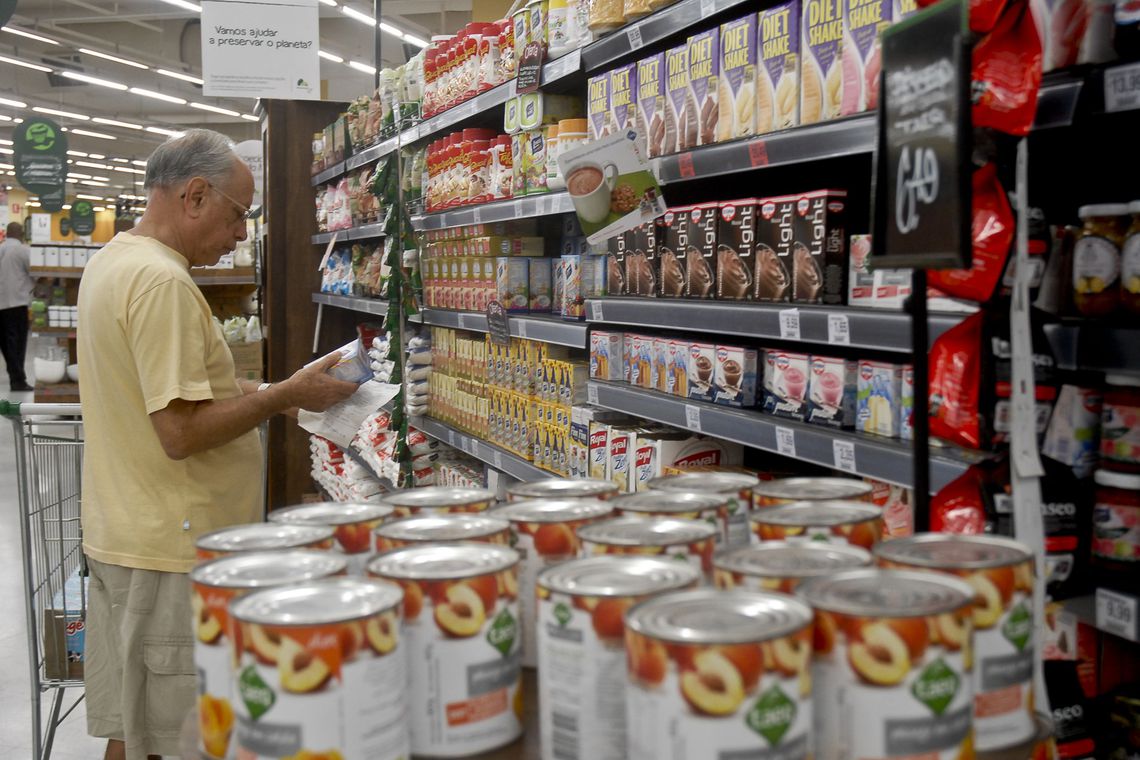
[929,311,984,449]
[927,163,1013,303]
[916,0,1009,33]
[972,0,1043,136]
[931,465,987,534]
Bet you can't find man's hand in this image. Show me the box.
[279,351,360,412]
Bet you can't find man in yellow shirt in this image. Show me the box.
[77,129,357,760]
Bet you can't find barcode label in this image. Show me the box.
[551,710,580,759]
[779,308,801,340]
[517,319,528,338]
[492,450,503,470]
[828,313,851,345]
[590,301,603,321]
[684,404,702,432]
[473,207,483,223]
[832,439,857,473]
[775,426,796,458]
[587,384,599,405]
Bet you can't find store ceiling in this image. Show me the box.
[2,0,472,199]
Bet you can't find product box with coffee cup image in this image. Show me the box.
[718,14,758,142]
[713,345,758,407]
[758,0,800,133]
[606,230,627,296]
[637,53,668,159]
[717,198,757,300]
[856,359,903,438]
[791,188,847,304]
[666,339,690,397]
[688,28,720,146]
[529,257,552,312]
[754,194,797,301]
[609,63,639,149]
[659,206,690,298]
[806,355,857,428]
[665,43,694,153]
[558,130,667,244]
[496,256,530,312]
[840,0,890,116]
[762,349,811,420]
[800,0,844,125]
[626,221,658,297]
[685,202,719,299]
[687,342,718,402]
[588,72,612,141]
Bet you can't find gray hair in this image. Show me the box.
[143,128,238,193]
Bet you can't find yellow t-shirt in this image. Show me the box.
[77,232,262,573]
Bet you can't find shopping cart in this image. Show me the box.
[1,401,85,760]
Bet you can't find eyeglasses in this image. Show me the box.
[207,182,252,223]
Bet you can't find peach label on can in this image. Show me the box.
[367,543,523,756]
[874,534,1037,752]
[536,557,701,760]
[749,499,883,549]
[227,578,409,760]
[797,569,976,760]
[268,502,394,574]
[714,541,871,593]
[491,498,616,668]
[373,513,511,552]
[576,517,719,580]
[195,523,336,564]
[625,589,814,760]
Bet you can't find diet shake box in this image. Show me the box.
[609,63,638,136]
[687,28,720,147]
[637,53,667,158]
[719,14,759,142]
[665,44,692,153]
[801,0,843,125]
[842,0,892,115]
[759,0,800,133]
[588,72,610,141]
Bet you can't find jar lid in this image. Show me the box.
[557,118,588,133]
[1130,200,1140,215]
[546,124,559,136]
[1078,204,1131,218]
[1094,469,1140,490]
[1104,373,1140,388]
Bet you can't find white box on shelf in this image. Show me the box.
[44,248,60,268]
[58,248,74,269]
[30,247,45,267]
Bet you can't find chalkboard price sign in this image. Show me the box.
[486,301,511,346]
[872,0,972,270]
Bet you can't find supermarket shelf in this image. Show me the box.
[311,292,389,317]
[1044,322,1140,376]
[31,268,84,279]
[345,135,400,170]
[1062,590,1140,643]
[585,380,979,491]
[411,192,574,231]
[341,446,396,493]
[33,267,258,285]
[31,327,76,337]
[311,161,345,186]
[420,309,588,348]
[311,222,387,245]
[586,298,963,352]
[410,415,550,482]
[581,0,750,72]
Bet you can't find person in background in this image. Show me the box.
[0,221,34,392]
[77,129,359,760]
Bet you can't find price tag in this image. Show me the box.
[747,140,769,167]
[678,152,695,179]
[492,450,504,470]
[700,0,716,17]
[627,25,644,50]
[473,207,483,223]
[779,308,801,340]
[1105,62,1140,113]
[684,404,702,432]
[1097,588,1139,641]
[775,426,796,458]
[317,234,339,272]
[832,439,857,473]
[447,430,457,446]
[590,301,604,321]
[516,319,528,338]
[827,313,851,345]
[587,384,599,405]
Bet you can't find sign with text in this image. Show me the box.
[13,118,68,213]
[516,42,546,95]
[486,301,511,346]
[871,0,971,269]
[70,200,96,236]
[235,139,264,209]
[201,0,320,100]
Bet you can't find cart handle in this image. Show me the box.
[0,400,83,417]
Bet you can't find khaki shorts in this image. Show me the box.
[85,557,195,759]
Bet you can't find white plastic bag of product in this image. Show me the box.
[407,365,432,382]
[408,349,433,366]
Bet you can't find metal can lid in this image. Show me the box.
[873,533,1033,569]
[506,478,619,500]
[379,486,496,509]
[490,498,615,523]
[749,500,881,527]
[375,513,510,542]
[538,556,701,597]
[368,542,519,580]
[230,577,403,626]
[627,589,812,644]
[714,541,872,578]
[576,516,718,547]
[1078,203,1131,218]
[647,471,759,494]
[196,523,335,553]
[613,491,730,514]
[1094,468,1140,491]
[268,501,394,526]
[797,568,975,618]
[752,477,873,502]
[190,550,348,588]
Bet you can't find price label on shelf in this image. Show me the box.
[492,450,504,471]
[775,426,796,458]
[516,319,528,339]
[684,404,702,432]
[317,234,339,272]
[779,309,801,340]
[1105,62,1140,113]
[1097,588,1139,641]
[832,439,857,473]
[590,301,604,322]
[700,0,717,18]
[473,207,483,223]
[447,430,457,447]
[587,384,599,405]
[747,140,769,168]
[627,25,644,50]
[828,313,851,345]
[678,152,695,179]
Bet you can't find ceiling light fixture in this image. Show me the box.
[190,102,240,117]
[157,68,204,85]
[79,180,108,187]
[145,126,182,137]
[61,204,71,210]
[79,48,149,70]
[340,6,376,26]
[130,87,187,105]
[319,0,338,5]
[76,193,103,201]
[403,33,429,48]
[32,105,90,120]
[26,201,40,207]
[0,147,11,154]
[348,60,376,75]
[318,50,344,63]
[130,160,147,167]
[111,157,129,162]
[157,0,203,12]
[0,54,52,72]
[92,117,143,130]
[0,163,12,170]
[1,26,59,45]
[68,172,92,179]
[74,161,110,169]
[240,114,259,122]
[67,150,88,157]
[60,71,129,91]
[0,138,10,145]
[92,206,105,211]
[88,153,105,159]
[70,128,117,140]
[0,96,28,109]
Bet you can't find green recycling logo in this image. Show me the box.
[238,665,276,720]
[1002,602,1032,652]
[24,121,56,151]
[746,684,796,746]
[487,608,518,657]
[912,658,960,716]
[553,601,572,627]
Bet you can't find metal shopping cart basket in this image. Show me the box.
[1,401,86,760]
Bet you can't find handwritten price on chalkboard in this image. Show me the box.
[895,146,940,235]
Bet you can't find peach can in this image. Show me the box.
[613,491,733,546]
[647,470,760,547]
[195,523,336,563]
[577,516,719,582]
[189,551,348,760]
[625,589,814,760]
[491,498,616,667]
[749,499,884,549]
[227,578,409,759]
[752,476,873,507]
[797,569,976,760]
[874,534,1036,752]
[714,540,872,592]
[507,477,620,501]
[373,513,511,551]
[367,543,523,756]
[536,556,701,760]
[268,502,393,574]
[379,485,497,517]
